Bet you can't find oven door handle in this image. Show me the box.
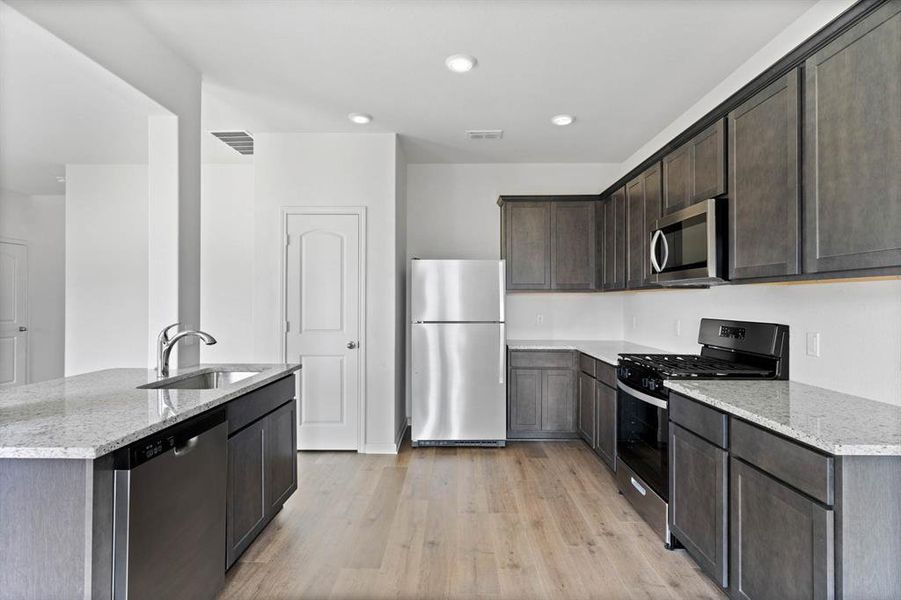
[617,381,668,410]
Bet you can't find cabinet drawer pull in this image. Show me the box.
[630,477,647,496]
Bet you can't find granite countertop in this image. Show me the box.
[506,339,663,366]
[667,380,901,456]
[0,363,301,459]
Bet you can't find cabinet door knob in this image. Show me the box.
[18,326,27,332]
[346,341,357,349]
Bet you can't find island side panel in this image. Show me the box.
[835,456,901,600]
[91,454,115,600]
[0,458,91,599]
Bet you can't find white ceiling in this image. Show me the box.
[129,0,817,164]
[0,3,167,195]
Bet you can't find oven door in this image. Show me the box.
[650,199,725,286]
[616,381,669,500]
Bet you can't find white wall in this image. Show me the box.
[200,164,255,363]
[623,281,901,406]
[253,132,402,451]
[507,293,623,340]
[394,140,408,438]
[0,188,65,383]
[65,165,148,375]
[9,0,204,367]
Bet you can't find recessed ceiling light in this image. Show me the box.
[551,114,575,126]
[445,54,477,73]
[348,112,372,125]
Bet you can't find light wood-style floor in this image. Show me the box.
[219,439,726,600]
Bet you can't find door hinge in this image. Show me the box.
[284,234,290,247]
[284,321,290,333]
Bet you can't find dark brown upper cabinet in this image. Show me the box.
[803,2,901,274]
[728,70,800,280]
[602,188,627,291]
[502,200,551,290]
[662,119,726,215]
[551,201,596,290]
[626,163,662,289]
[499,196,597,291]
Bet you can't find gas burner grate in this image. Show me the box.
[620,353,774,378]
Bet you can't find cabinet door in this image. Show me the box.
[227,419,267,568]
[541,370,575,433]
[692,120,726,201]
[603,188,627,291]
[551,201,596,290]
[265,401,298,516]
[730,458,834,600]
[595,199,606,289]
[663,120,726,215]
[594,382,616,470]
[803,2,901,274]
[728,70,800,279]
[504,202,551,290]
[577,372,596,445]
[626,164,662,289]
[669,424,728,587]
[509,369,542,434]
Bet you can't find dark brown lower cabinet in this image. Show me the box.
[669,424,727,587]
[507,354,577,439]
[578,372,595,445]
[227,400,298,568]
[594,381,616,470]
[730,457,834,600]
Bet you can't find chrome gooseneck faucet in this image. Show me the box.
[156,323,217,377]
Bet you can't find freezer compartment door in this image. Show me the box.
[411,323,506,442]
[411,259,505,323]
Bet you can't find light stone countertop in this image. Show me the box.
[506,339,663,366]
[667,380,901,456]
[0,363,301,459]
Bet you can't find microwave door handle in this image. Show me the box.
[649,230,663,273]
[660,231,670,270]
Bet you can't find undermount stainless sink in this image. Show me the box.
[140,370,261,390]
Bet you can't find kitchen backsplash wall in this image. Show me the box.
[507,293,623,340]
[623,279,901,406]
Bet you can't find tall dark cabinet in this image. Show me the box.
[502,200,551,290]
[625,163,662,289]
[803,1,901,274]
[602,188,627,291]
[728,70,800,280]
[551,201,597,290]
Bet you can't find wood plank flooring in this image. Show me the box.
[219,440,725,600]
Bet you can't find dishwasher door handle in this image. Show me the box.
[174,435,200,456]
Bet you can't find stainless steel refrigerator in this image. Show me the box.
[410,259,506,446]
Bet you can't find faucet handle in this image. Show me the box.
[158,322,182,344]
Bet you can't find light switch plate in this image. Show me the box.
[536,313,544,325]
[806,332,820,357]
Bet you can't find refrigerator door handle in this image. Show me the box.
[498,323,506,384]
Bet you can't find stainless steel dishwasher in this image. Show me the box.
[112,409,227,600]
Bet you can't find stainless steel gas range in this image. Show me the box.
[614,318,789,547]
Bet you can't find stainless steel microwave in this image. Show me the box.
[649,199,726,286]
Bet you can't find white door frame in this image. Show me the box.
[279,206,367,452]
[0,236,29,386]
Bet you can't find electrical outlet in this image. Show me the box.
[806,332,820,357]
[674,319,682,336]
[536,313,544,325]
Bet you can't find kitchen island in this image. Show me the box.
[0,363,301,600]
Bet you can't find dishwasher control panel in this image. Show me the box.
[113,408,225,469]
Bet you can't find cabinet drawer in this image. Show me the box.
[509,350,574,369]
[596,362,617,389]
[731,418,834,505]
[227,376,297,435]
[670,393,728,449]
[579,353,597,377]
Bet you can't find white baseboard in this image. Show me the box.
[361,420,408,454]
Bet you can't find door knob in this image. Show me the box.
[346,341,358,349]
[18,326,27,332]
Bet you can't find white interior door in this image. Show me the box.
[285,212,362,450]
[0,241,28,388]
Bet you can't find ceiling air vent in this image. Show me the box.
[465,129,503,140]
[210,130,254,155]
